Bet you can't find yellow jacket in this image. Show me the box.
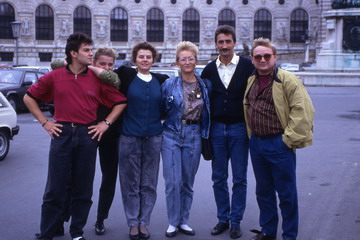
[244,67,315,149]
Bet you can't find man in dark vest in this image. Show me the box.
[201,25,254,239]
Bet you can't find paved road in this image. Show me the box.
[0,87,359,240]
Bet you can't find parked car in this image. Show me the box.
[151,67,179,78]
[0,92,19,161]
[279,63,300,72]
[195,65,206,76]
[14,66,52,74]
[114,60,134,69]
[0,69,45,112]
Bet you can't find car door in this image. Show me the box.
[18,71,38,109]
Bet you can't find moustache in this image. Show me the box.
[221,48,230,51]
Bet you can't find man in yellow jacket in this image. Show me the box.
[244,38,314,240]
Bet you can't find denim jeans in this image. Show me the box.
[161,124,202,227]
[39,124,98,239]
[210,121,249,227]
[118,134,162,227]
[250,134,298,240]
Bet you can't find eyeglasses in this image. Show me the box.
[253,54,273,62]
[179,57,196,63]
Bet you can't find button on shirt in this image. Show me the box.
[216,54,239,89]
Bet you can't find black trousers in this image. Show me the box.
[38,124,98,239]
[96,127,119,221]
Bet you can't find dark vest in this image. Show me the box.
[201,56,254,124]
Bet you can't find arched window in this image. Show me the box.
[36,5,54,40]
[254,9,272,39]
[218,9,235,28]
[290,8,309,43]
[74,6,91,37]
[111,7,128,41]
[0,3,15,39]
[147,8,164,42]
[182,9,199,42]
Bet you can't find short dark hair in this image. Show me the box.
[215,25,236,44]
[132,42,157,63]
[65,32,93,64]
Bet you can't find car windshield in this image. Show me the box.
[0,70,23,84]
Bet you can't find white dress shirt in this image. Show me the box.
[216,54,239,89]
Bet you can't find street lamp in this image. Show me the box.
[10,21,21,66]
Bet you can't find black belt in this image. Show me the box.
[254,132,283,140]
[56,121,97,128]
[181,119,201,125]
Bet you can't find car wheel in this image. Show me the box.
[0,129,10,161]
[8,96,18,112]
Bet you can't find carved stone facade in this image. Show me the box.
[0,0,327,66]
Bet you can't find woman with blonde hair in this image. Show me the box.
[161,41,211,238]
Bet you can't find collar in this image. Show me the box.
[66,64,89,75]
[216,54,239,67]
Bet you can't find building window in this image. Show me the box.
[111,7,128,41]
[74,6,92,37]
[242,0,249,5]
[135,0,141,3]
[182,9,200,43]
[290,8,309,43]
[147,8,164,42]
[218,9,236,28]
[39,52,52,62]
[207,0,213,4]
[171,0,177,4]
[254,9,272,39]
[0,3,15,39]
[36,5,54,40]
[279,0,285,4]
[0,52,14,61]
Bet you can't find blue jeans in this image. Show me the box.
[210,121,249,227]
[250,134,298,240]
[161,124,202,227]
[118,134,162,227]
[39,124,98,239]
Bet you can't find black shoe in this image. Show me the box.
[211,223,229,235]
[34,224,65,239]
[250,229,276,240]
[178,226,195,236]
[139,226,150,239]
[230,226,242,239]
[165,230,177,238]
[129,227,140,240]
[95,221,105,235]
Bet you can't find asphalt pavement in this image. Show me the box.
[0,87,359,240]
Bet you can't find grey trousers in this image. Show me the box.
[118,134,162,226]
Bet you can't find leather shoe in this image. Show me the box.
[95,221,105,235]
[178,226,195,236]
[139,226,150,239]
[165,229,177,238]
[34,224,65,238]
[230,226,242,239]
[250,229,276,240]
[129,227,140,240]
[211,223,229,235]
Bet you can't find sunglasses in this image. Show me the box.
[253,54,273,62]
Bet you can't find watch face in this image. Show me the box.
[104,120,110,125]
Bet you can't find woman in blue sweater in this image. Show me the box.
[116,42,168,240]
[161,41,211,238]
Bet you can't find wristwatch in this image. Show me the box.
[104,119,111,126]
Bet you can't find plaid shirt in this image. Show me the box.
[246,73,283,137]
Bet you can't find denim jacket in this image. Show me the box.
[161,74,211,139]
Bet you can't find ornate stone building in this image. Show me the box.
[0,0,330,66]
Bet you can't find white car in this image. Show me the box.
[280,63,300,72]
[0,92,19,160]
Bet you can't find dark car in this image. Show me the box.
[0,69,45,112]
